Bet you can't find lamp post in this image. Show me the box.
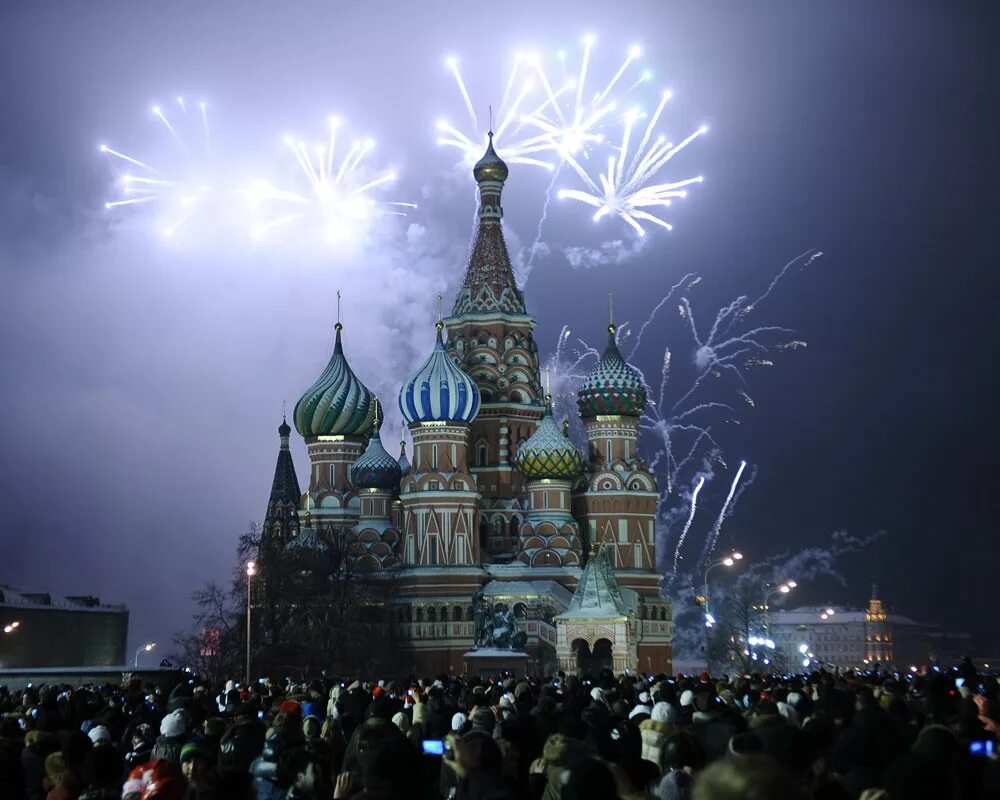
[134,642,155,668]
[245,561,256,685]
[703,552,743,627]
[762,580,796,633]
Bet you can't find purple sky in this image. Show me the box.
[1,0,997,659]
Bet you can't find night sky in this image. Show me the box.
[1,1,997,659]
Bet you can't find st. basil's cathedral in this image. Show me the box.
[260,136,673,676]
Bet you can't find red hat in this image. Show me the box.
[372,686,385,699]
[699,672,711,683]
[278,699,302,715]
[122,759,185,800]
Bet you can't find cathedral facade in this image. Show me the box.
[260,137,673,676]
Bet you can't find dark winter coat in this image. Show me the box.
[217,719,265,774]
[151,734,188,766]
[0,735,27,800]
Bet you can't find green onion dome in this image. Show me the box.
[577,325,647,418]
[515,402,585,480]
[294,323,377,437]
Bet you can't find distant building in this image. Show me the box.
[769,585,934,669]
[0,586,128,668]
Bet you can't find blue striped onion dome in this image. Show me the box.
[577,326,647,418]
[515,404,585,479]
[350,424,403,490]
[399,323,480,425]
[294,324,377,437]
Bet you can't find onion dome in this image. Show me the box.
[278,416,291,438]
[577,325,647,418]
[397,429,411,476]
[399,322,480,425]
[350,413,402,490]
[294,323,377,437]
[473,132,509,183]
[515,400,585,479]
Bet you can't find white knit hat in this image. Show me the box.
[590,687,606,703]
[628,705,651,719]
[87,725,111,744]
[160,710,186,738]
[680,689,695,708]
[451,712,468,732]
[651,701,676,724]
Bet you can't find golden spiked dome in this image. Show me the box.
[473,132,509,183]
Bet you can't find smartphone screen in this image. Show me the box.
[970,740,995,758]
[257,711,265,720]
[422,739,446,756]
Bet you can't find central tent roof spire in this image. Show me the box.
[451,135,525,317]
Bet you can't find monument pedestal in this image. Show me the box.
[463,648,529,679]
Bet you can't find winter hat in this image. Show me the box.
[542,733,587,767]
[651,701,677,724]
[180,739,213,764]
[679,690,695,708]
[498,693,514,709]
[203,717,227,738]
[278,699,302,716]
[391,712,410,733]
[629,705,652,720]
[451,712,468,732]
[471,706,496,733]
[590,687,606,704]
[88,725,112,744]
[638,691,651,705]
[160,710,186,738]
[372,686,385,699]
[514,681,531,700]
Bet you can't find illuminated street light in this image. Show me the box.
[246,561,256,684]
[134,642,155,668]
[3,621,21,634]
[703,551,743,627]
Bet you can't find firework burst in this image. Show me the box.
[100,97,216,239]
[241,116,415,245]
[558,90,706,235]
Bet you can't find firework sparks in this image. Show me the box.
[670,475,705,589]
[436,54,555,171]
[557,90,706,234]
[241,116,415,245]
[101,97,215,238]
[549,252,817,595]
[699,459,748,569]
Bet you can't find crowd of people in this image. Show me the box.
[0,659,998,800]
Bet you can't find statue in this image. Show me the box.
[471,590,524,651]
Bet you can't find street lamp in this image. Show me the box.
[762,581,796,632]
[3,621,20,634]
[703,551,743,627]
[246,561,256,685]
[134,642,155,668]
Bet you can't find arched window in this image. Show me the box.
[428,607,437,622]
[508,517,520,539]
[466,605,475,621]
[440,605,448,622]
[453,605,463,622]
[477,443,488,466]
[415,607,424,622]
[431,444,438,470]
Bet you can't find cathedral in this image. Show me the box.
[259,136,673,676]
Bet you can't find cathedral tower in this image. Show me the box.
[573,316,659,574]
[398,320,482,568]
[444,135,544,560]
[262,417,302,548]
[293,319,378,530]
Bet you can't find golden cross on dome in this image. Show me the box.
[373,397,382,429]
[545,366,552,400]
[608,291,616,335]
[435,292,444,330]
